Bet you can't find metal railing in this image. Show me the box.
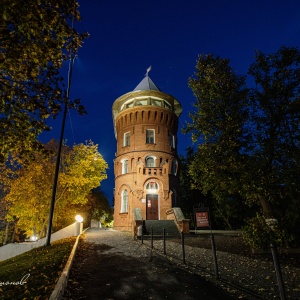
[137,230,297,300]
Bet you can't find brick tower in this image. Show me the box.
[112,72,182,231]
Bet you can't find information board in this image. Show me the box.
[195,211,209,228]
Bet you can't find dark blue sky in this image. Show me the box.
[40,0,300,202]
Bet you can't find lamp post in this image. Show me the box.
[45,56,75,246]
[75,214,83,236]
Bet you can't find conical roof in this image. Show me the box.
[112,73,182,138]
[133,75,160,91]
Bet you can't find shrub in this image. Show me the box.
[242,213,288,250]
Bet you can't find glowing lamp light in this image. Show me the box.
[146,181,158,194]
[149,188,157,194]
[75,214,83,222]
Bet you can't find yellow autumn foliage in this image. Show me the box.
[4,140,108,237]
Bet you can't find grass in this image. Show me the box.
[0,236,76,300]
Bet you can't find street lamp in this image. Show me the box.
[75,214,83,222]
[75,214,83,236]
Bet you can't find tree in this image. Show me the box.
[4,140,108,238]
[87,190,113,227]
[0,0,88,162]
[184,47,300,245]
[183,54,249,216]
[52,189,113,231]
[178,148,209,225]
[246,46,300,218]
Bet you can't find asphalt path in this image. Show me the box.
[63,228,236,300]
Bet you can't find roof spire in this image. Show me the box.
[145,65,152,76]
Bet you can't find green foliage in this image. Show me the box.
[178,148,208,217]
[53,190,113,230]
[211,195,255,230]
[182,54,250,229]
[0,0,88,162]
[0,237,75,299]
[242,214,287,250]
[184,54,249,197]
[88,190,113,227]
[184,46,300,242]
[246,46,300,214]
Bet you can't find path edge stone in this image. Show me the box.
[49,229,87,300]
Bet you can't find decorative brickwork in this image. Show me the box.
[112,76,182,231]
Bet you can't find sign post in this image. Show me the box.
[193,203,219,279]
[195,211,210,228]
[193,204,210,230]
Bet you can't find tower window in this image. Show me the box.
[164,101,172,110]
[121,189,128,213]
[122,159,129,174]
[124,132,130,146]
[146,129,155,144]
[171,159,178,175]
[169,134,175,149]
[146,156,155,167]
[151,99,162,106]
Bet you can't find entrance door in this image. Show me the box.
[146,194,159,220]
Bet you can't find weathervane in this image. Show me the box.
[145,65,151,76]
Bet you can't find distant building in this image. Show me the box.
[112,73,182,231]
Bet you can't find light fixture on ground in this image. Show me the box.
[75,214,83,222]
[75,214,83,236]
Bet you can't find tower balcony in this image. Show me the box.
[143,167,163,176]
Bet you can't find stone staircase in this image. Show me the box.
[143,220,180,236]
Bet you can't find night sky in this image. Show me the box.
[39,0,300,203]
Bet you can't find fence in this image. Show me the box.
[138,229,300,300]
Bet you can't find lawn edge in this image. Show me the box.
[49,228,87,300]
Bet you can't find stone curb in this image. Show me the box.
[49,228,88,300]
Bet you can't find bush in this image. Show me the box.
[242,213,288,250]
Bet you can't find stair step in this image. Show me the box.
[144,220,179,236]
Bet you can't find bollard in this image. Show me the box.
[181,232,186,264]
[163,228,166,255]
[211,235,219,279]
[270,244,286,300]
[151,226,153,249]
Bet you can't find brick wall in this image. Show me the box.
[113,91,181,231]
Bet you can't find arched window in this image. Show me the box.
[171,159,178,175]
[146,181,159,190]
[122,159,129,174]
[121,189,128,213]
[146,156,155,167]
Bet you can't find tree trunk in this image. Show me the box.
[39,219,48,238]
[259,196,275,219]
[11,225,16,242]
[3,223,9,245]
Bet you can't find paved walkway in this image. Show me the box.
[63,228,235,300]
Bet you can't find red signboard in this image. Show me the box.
[196,211,209,228]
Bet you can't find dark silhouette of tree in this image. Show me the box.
[184,47,300,244]
[0,0,88,162]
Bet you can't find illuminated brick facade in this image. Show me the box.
[112,75,182,231]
